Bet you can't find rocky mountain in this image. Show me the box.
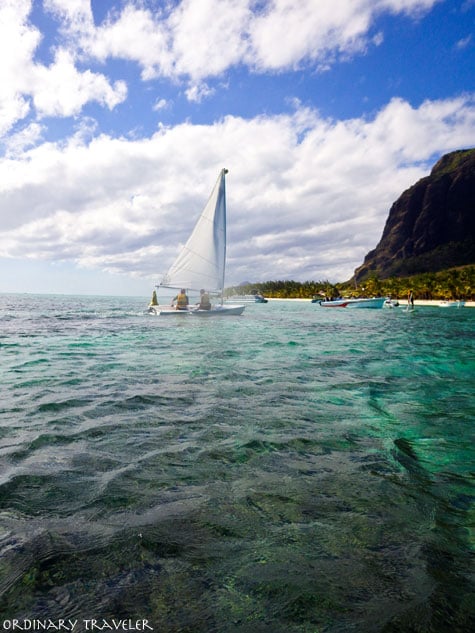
[354,148,475,280]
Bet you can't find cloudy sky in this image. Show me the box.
[0,0,474,296]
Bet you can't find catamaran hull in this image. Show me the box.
[191,305,245,316]
[319,297,385,309]
[147,305,245,316]
[147,307,190,316]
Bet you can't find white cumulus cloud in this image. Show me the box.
[1,94,474,284]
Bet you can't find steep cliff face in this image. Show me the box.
[354,149,475,280]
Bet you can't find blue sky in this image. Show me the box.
[0,0,474,296]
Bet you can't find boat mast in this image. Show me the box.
[220,168,228,305]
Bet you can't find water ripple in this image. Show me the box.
[0,295,473,630]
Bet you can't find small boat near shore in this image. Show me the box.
[383,298,399,308]
[439,300,465,308]
[226,293,268,304]
[317,297,386,309]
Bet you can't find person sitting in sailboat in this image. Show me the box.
[198,289,211,310]
[172,289,189,310]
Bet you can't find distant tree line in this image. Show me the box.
[225,266,475,300]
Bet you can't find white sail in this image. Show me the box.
[161,169,227,294]
[148,168,244,316]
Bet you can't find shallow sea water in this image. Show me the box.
[0,294,474,632]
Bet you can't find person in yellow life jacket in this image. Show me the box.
[198,289,211,310]
[149,290,158,306]
[172,289,189,310]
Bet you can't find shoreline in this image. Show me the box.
[266,298,475,307]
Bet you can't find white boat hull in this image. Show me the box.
[147,304,245,316]
[192,304,245,316]
[147,306,190,315]
[226,294,268,303]
[439,301,465,308]
[318,297,385,309]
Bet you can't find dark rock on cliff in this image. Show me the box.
[354,148,475,280]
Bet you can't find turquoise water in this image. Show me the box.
[0,294,473,632]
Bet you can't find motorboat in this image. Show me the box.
[318,297,386,309]
[383,298,399,308]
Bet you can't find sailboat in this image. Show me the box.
[147,168,245,316]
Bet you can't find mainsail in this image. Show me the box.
[160,169,228,294]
